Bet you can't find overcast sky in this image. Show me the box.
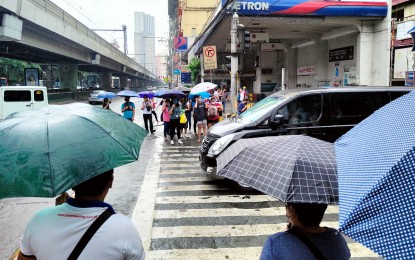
[49,0,169,55]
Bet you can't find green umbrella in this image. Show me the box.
[0,103,148,199]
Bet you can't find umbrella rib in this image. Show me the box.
[46,119,54,196]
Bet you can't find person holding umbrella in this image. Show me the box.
[121,97,135,121]
[260,203,350,259]
[17,169,146,260]
[141,95,155,134]
[169,98,183,145]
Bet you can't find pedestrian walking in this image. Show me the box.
[221,88,229,113]
[17,169,146,260]
[162,99,171,141]
[194,95,208,143]
[238,98,248,115]
[151,97,159,124]
[260,203,350,259]
[141,95,155,134]
[180,98,189,138]
[121,97,135,121]
[102,98,111,110]
[185,97,192,136]
[169,98,183,145]
[207,97,222,128]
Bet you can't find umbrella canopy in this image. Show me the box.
[155,89,186,99]
[137,91,155,98]
[97,91,116,99]
[0,104,148,199]
[408,26,415,51]
[188,91,211,100]
[335,90,415,259]
[217,135,338,204]
[175,86,191,93]
[190,82,217,94]
[116,90,139,97]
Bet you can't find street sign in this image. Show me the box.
[203,45,217,70]
[173,69,181,75]
[181,72,192,84]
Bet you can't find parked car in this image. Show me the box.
[88,90,106,104]
[200,86,415,178]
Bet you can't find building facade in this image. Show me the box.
[391,0,415,86]
[134,12,155,74]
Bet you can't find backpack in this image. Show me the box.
[207,105,218,117]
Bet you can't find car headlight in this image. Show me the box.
[208,134,235,157]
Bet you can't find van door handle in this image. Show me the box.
[26,103,32,107]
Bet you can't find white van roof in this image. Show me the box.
[0,86,47,90]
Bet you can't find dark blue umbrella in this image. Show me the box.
[335,90,415,259]
[97,91,116,99]
[408,26,415,51]
[137,91,155,98]
[116,90,139,97]
[155,89,186,99]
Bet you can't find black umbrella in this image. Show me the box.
[217,135,338,204]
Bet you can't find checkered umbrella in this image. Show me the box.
[217,135,338,204]
[335,90,415,259]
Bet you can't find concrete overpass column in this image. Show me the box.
[284,47,297,89]
[356,25,373,86]
[58,64,77,91]
[132,78,139,88]
[120,76,128,90]
[100,72,112,89]
[254,66,262,94]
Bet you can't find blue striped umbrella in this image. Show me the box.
[335,90,415,259]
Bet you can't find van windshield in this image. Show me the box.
[240,96,286,122]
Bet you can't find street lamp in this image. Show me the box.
[92,25,128,54]
[128,53,146,67]
[143,36,173,88]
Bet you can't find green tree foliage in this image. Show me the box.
[187,57,201,84]
[0,57,42,85]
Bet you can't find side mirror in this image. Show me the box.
[270,114,284,128]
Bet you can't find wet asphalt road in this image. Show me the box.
[0,97,156,259]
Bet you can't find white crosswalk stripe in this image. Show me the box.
[135,138,381,259]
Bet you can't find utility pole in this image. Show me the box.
[230,12,239,115]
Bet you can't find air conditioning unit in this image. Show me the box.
[250,32,269,43]
[261,43,285,51]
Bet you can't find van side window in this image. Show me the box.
[4,90,31,102]
[279,94,322,124]
[34,90,44,101]
[328,92,388,125]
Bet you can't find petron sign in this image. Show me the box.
[222,0,387,17]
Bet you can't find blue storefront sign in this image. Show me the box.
[181,72,192,84]
[222,0,387,17]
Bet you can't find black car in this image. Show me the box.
[200,87,415,178]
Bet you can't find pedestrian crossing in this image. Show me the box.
[134,138,381,259]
